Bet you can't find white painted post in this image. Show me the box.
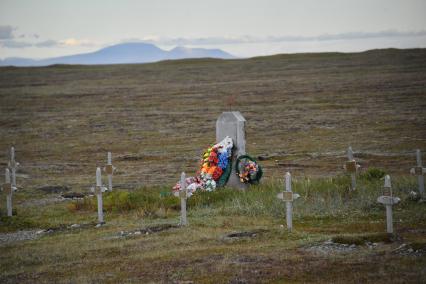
[345,146,359,190]
[377,175,400,234]
[5,168,12,216]
[410,149,425,196]
[91,167,107,224]
[276,172,300,231]
[96,168,104,224]
[285,172,293,230]
[104,152,115,191]
[384,175,393,233]
[180,172,188,226]
[9,147,18,187]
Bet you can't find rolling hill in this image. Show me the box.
[0,42,235,66]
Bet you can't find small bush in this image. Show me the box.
[68,188,180,217]
[362,167,386,181]
[0,216,38,232]
[188,188,239,208]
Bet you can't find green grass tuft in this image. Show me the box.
[332,232,393,245]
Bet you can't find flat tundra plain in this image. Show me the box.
[0,48,425,283]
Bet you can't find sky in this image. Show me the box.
[1,0,426,59]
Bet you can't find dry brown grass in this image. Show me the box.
[0,49,426,283]
[1,49,425,193]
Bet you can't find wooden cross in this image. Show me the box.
[344,146,360,190]
[173,172,188,226]
[8,146,19,188]
[103,152,116,191]
[2,168,16,217]
[410,149,425,196]
[377,175,400,234]
[226,95,237,112]
[276,172,300,231]
[90,167,107,224]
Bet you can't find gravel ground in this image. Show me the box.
[0,230,44,246]
[304,240,359,255]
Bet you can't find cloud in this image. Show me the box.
[0,37,98,49]
[137,30,426,46]
[0,25,15,39]
[2,29,425,50]
[59,38,96,47]
[0,40,32,48]
[34,40,58,47]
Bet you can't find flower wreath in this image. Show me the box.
[172,136,233,197]
[235,155,263,184]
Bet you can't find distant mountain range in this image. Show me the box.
[0,42,236,66]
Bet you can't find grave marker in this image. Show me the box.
[2,168,16,216]
[216,112,246,189]
[276,172,300,231]
[344,146,360,190]
[377,175,400,234]
[91,167,107,224]
[103,152,116,191]
[410,149,425,196]
[8,146,19,187]
[175,172,188,226]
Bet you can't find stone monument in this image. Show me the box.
[216,112,246,189]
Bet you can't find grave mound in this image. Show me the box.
[37,185,70,194]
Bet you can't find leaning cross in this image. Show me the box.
[410,149,425,196]
[2,168,17,216]
[377,175,400,234]
[344,146,360,190]
[91,167,107,224]
[174,172,188,226]
[276,172,300,231]
[227,95,237,111]
[8,146,19,188]
[103,152,116,191]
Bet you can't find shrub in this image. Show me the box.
[67,176,416,219]
[362,167,386,181]
[68,188,180,217]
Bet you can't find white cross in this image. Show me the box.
[276,172,300,231]
[410,149,425,196]
[344,146,360,190]
[103,152,116,191]
[90,167,107,224]
[2,168,17,217]
[8,146,19,188]
[173,172,188,226]
[377,175,400,234]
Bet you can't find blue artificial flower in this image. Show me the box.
[217,149,230,170]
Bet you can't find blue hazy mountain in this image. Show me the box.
[0,42,236,66]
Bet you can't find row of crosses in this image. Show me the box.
[2,145,425,232]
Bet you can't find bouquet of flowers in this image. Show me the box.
[172,136,233,195]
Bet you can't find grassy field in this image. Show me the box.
[1,176,425,283]
[0,48,426,282]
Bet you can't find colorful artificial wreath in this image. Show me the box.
[172,136,233,196]
[172,138,263,196]
[235,155,263,184]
